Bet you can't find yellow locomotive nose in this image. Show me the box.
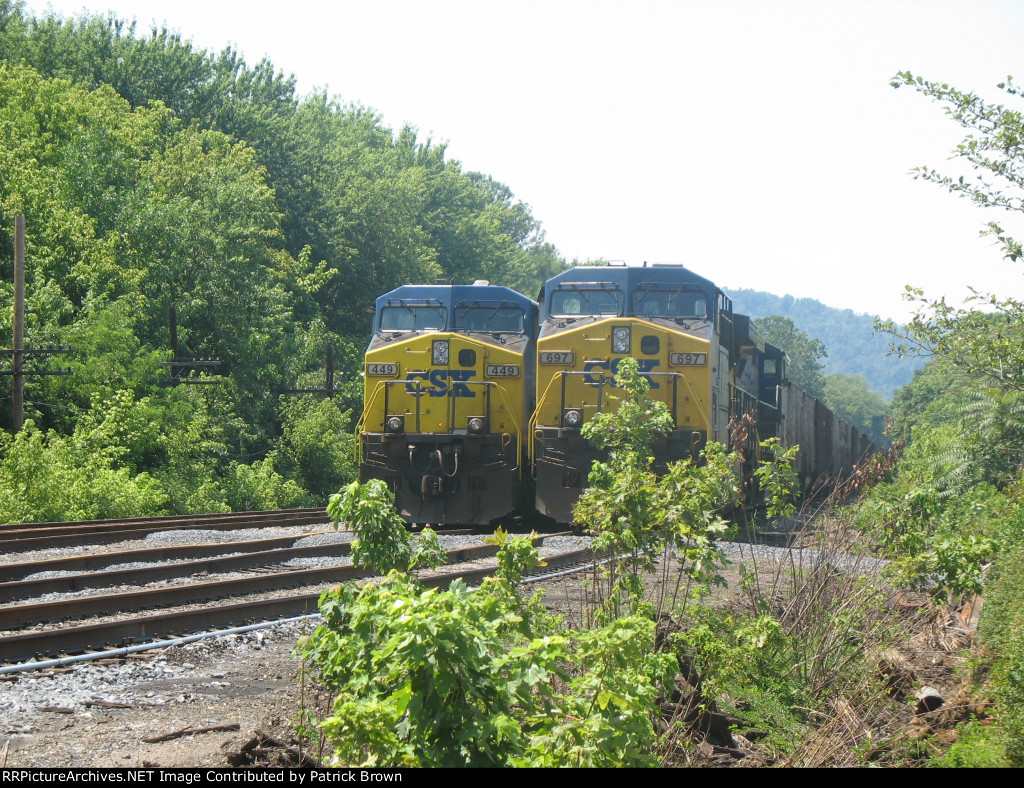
[360,282,539,526]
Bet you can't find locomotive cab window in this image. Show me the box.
[379,305,447,331]
[453,305,526,333]
[549,287,623,317]
[630,286,708,319]
[763,358,777,375]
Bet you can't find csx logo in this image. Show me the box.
[405,370,476,397]
[583,358,661,389]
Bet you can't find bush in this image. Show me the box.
[934,719,1010,768]
[301,479,675,767]
[0,416,167,523]
[978,536,1024,766]
[219,456,312,511]
[277,397,357,500]
[299,571,673,768]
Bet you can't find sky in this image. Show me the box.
[22,0,1024,321]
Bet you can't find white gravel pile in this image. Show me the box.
[721,540,888,575]
[0,621,311,730]
[142,526,336,546]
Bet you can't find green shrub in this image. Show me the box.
[219,456,312,511]
[673,606,810,757]
[978,535,1024,766]
[299,571,673,768]
[934,720,1010,768]
[277,397,357,500]
[302,478,675,767]
[0,416,168,523]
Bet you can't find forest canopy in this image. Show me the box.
[0,1,566,520]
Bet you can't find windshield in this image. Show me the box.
[549,287,623,317]
[630,287,708,319]
[379,305,447,331]
[453,304,527,333]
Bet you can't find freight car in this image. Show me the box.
[357,281,539,525]
[358,264,873,527]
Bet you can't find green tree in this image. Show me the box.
[0,61,301,447]
[276,396,357,501]
[497,241,568,302]
[754,315,827,398]
[822,373,889,444]
[882,72,1024,392]
[887,357,976,446]
[0,4,568,516]
[1,5,562,341]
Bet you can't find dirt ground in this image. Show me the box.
[0,551,978,769]
[1,569,619,768]
[1,628,314,769]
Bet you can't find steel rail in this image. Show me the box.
[0,544,502,630]
[0,532,337,583]
[0,540,355,603]
[0,615,318,676]
[0,527,477,582]
[1,591,332,664]
[0,546,594,665]
[0,512,330,553]
[0,508,327,534]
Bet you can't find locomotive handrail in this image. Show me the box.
[529,369,712,465]
[650,371,710,429]
[354,380,391,464]
[490,382,524,471]
[528,372,569,464]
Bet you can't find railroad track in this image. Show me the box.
[0,513,590,665]
[0,508,331,552]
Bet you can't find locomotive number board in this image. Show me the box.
[669,353,708,366]
[485,364,520,377]
[366,363,399,376]
[539,351,575,365]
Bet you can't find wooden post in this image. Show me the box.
[169,305,179,386]
[12,215,25,433]
[169,305,179,359]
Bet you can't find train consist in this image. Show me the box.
[358,264,873,526]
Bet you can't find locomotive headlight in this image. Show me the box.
[612,326,631,354]
[563,408,583,428]
[467,416,487,434]
[385,415,404,433]
[432,340,449,365]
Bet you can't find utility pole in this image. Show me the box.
[2,216,72,432]
[12,215,24,432]
[282,345,343,399]
[160,306,221,386]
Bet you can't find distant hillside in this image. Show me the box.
[725,289,925,400]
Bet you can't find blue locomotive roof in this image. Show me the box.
[544,264,717,294]
[541,264,720,321]
[373,282,539,335]
[377,283,536,309]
